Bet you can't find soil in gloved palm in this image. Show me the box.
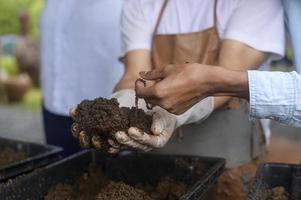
[73,97,152,150]
[0,147,26,166]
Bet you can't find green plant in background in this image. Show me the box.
[0,0,44,38]
[28,0,44,38]
[0,55,19,76]
[20,87,42,111]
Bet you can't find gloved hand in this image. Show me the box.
[70,90,213,152]
[112,97,213,152]
[69,107,103,149]
[111,106,177,153]
[108,89,151,153]
[69,89,151,151]
[175,97,214,127]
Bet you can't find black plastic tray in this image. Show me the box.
[0,137,62,182]
[248,163,301,200]
[0,150,225,200]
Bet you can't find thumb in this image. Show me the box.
[69,106,77,119]
[151,108,167,136]
[135,84,157,99]
[151,116,164,136]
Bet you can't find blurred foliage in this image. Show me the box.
[0,0,44,38]
[0,55,19,76]
[19,87,41,111]
[286,44,293,62]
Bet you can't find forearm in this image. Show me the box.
[114,50,151,92]
[176,66,247,127]
[206,68,301,127]
[204,67,249,99]
[213,39,267,109]
[114,74,139,91]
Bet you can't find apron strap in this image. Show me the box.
[153,0,168,35]
[214,0,218,27]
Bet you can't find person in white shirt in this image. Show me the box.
[70,0,284,199]
[118,1,284,199]
[40,0,123,156]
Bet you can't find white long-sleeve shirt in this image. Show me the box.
[40,0,123,115]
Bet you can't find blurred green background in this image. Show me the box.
[0,0,44,111]
[0,0,44,38]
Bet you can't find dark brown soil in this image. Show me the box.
[44,165,107,200]
[266,186,289,200]
[147,178,187,200]
[97,181,153,200]
[0,147,26,166]
[73,97,152,150]
[45,166,188,200]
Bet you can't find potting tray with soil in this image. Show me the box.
[0,150,225,200]
[0,137,62,182]
[248,163,301,200]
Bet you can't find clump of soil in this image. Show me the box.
[45,165,188,200]
[0,147,26,166]
[266,186,289,200]
[97,181,153,200]
[73,97,152,150]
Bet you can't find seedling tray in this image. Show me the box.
[248,163,301,199]
[0,137,62,181]
[0,150,224,200]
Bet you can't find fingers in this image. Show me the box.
[108,139,121,149]
[136,70,165,100]
[151,111,165,136]
[108,147,120,154]
[91,135,102,149]
[79,131,91,148]
[135,84,158,100]
[139,69,166,80]
[69,107,77,119]
[128,127,168,148]
[71,123,80,138]
[115,131,151,151]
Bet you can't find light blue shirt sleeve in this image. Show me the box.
[283,0,301,73]
[248,71,301,127]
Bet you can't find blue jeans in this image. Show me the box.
[283,0,301,72]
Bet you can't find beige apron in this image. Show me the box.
[151,0,265,169]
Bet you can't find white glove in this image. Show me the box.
[111,89,147,109]
[110,89,177,152]
[175,97,214,128]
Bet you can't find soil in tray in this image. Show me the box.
[256,186,290,200]
[0,147,26,166]
[73,97,152,151]
[45,165,188,200]
[265,187,290,200]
